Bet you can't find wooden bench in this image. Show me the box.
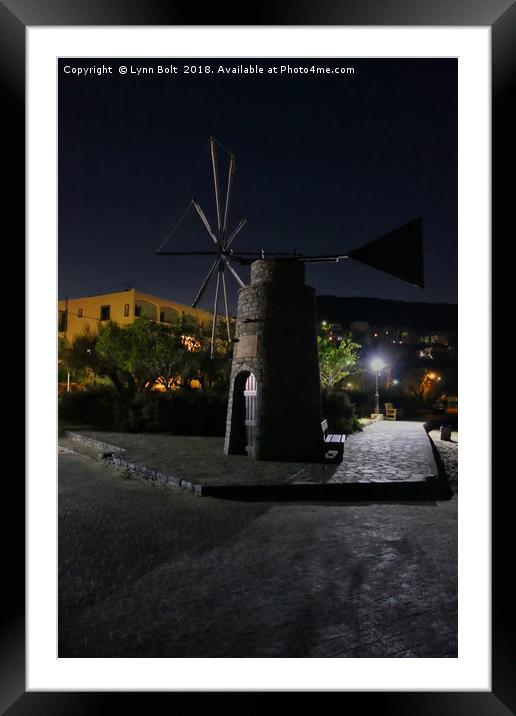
[321,419,346,463]
[384,403,398,420]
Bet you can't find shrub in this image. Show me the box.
[321,389,360,434]
[58,385,117,428]
[59,386,228,436]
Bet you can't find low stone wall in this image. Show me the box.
[64,431,202,496]
[65,431,126,454]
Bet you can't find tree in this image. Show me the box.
[94,317,193,392]
[61,317,234,396]
[317,326,361,391]
[403,367,443,404]
[59,328,110,388]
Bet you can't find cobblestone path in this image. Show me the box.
[329,421,436,483]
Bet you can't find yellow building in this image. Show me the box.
[58,288,214,342]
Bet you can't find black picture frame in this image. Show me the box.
[5,0,510,712]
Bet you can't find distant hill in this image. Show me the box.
[315,296,458,333]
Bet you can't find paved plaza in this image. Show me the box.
[63,420,439,488]
[58,425,457,658]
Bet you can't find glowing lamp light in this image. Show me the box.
[370,358,385,415]
[393,379,399,385]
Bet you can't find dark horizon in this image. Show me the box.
[58,58,457,310]
[58,285,458,310]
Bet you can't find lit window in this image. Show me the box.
[124,304,129,317]
[78,308,83,318]
[100,305,110,321]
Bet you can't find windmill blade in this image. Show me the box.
[192,199,218,244]
[222,154,235,242]
[192,258,220,308]
[347,218,424,288]
[221,268,232,343]
[210,268,221,358]
[223,257,246,288]
[226,218,247,248]
[210,137,223,238]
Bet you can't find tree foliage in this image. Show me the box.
[317,326,361,391]
[60,318,232,395]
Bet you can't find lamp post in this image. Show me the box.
[370,358,386,417]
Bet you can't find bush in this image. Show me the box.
[58,385,117,428]
[345,389,370,418]
[127,390,228,435]
[59,386,228,436]
[321,389,360,434]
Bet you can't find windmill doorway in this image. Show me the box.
[243,373,257,456]
[228,371,258,456]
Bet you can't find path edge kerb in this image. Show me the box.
[63,429,452,502]
[423,424,454,500]
[64,430,201,495]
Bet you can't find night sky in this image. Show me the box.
[58,58,457,311]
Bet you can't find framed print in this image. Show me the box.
[4,0,512,711]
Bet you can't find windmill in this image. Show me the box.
[158,137,424,358]
[158,138,426,462]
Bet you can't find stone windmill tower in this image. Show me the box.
[158,137,424,462]
[224,258,323,462]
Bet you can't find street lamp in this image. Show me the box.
[370,358,386,416]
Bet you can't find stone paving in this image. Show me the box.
[328,421,437,484]
[58,433,457,658]
[63,420,436,487]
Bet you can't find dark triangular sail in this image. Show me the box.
[348,218,424,288]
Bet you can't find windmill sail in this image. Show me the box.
[157,137,247,357]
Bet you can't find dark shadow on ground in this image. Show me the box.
[201,480,450,501]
